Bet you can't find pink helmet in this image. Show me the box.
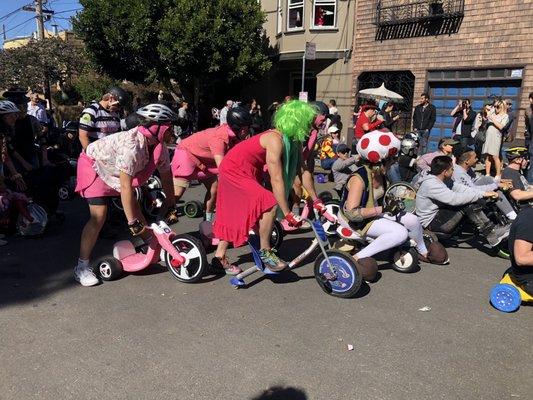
[356,130,400,164]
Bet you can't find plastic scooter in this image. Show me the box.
[489,268,533,312]
[230,214,363,298]
[95,220,208,283]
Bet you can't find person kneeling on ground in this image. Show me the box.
[501,147,533,210]
[508,207,533,295]
[331,144,358,198]
[171,106,252,221]
[73,104,178,287]
[416,156,509,248]
[339,131,447,265]
[453,150,516,220]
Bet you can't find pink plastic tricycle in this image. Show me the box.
[95,221,208,283]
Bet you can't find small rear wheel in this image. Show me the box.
[317,190,334,203]
[58,184,71,201]
[314,249,362,298]
[165,234,207,283]
[390,246,419,273]
[270,220,284,250]
[184,200,203,218]
[95,257,123,281]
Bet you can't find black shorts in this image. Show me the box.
[511,268,533,296]
[86,197,110,206]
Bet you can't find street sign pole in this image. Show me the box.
[301,53,306,93]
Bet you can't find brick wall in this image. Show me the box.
[352,0,533,136]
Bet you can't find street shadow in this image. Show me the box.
[250,385,307,400]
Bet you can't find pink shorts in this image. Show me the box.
[75,153,120,199]
[171,148,218,183]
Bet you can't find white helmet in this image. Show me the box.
[0,100,20,114]
[136,103,177,123]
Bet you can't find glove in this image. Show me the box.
[284,212,303,228]
[164,206,179,225]
[312,198,326,214]
[383,197,404,215]
[128,219,146,236]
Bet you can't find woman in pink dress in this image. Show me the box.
[211,101,326,275]
[172,106,251,221]
[73,104,178,287]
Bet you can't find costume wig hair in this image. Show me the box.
[273,100,317,142]
[273,101,317,200]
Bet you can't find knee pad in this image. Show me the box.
[357,257,379,282]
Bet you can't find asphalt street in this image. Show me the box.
[1,184,532,400]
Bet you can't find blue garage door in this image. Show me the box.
[428,81,521,152]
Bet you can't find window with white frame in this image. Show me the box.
[287,0,304,30]
[312,0,337,28]
[277,0,283,34]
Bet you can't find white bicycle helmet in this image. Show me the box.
[0,100,20,114]
[136,103,177,123]
[17,203,48,236]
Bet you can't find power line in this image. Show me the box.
[3,17,35,36]
[0,5,26,22]
[54,8,82,15]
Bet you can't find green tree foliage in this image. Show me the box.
[74,0,271,97]
[0,37,86,90]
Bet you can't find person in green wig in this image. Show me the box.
[211,100,327,275]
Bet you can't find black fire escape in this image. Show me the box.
[374,0,465,41]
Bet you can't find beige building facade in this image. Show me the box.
[352,0,533,149]
[248,0,356,137]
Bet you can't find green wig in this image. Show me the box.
[273,100,317,200]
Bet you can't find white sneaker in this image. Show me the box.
[74,265,99,287]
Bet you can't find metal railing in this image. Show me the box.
[375,0,465,26]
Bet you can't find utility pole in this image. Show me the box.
[35,0,46,40]
[32,0,53,114]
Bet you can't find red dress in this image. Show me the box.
[213,131,277,247]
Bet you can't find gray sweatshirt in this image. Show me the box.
[332,156,358,191]
[452,164,498,193]
[415,173,484,227]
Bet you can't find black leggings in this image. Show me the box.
[428,207,464,234]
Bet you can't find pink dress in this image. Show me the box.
[213,131,277,247]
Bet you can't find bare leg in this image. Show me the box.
[79,204,108,260]
[203,177,218,214]
[494,156,502,176]
[214,240,229,259]
[485,156,492,176]
[259,206,277,250]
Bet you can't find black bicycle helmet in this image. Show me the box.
[106,87,128,106]
[505,146,528,161]
[226,106,252,138]
[310,101,329,117]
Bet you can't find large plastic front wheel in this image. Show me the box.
[165,234,207,283]
[490,283,521,313]
[314,249,362,298]
[95,257,123,281]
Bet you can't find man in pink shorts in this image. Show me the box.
[172,106,252,221]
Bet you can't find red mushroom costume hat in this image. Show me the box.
[356,130,401,164]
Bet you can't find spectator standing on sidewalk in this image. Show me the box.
[450,99,476,149]
[412,92,436,155]
[219,100,233,125]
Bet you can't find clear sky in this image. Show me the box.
[0,0,82,46]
